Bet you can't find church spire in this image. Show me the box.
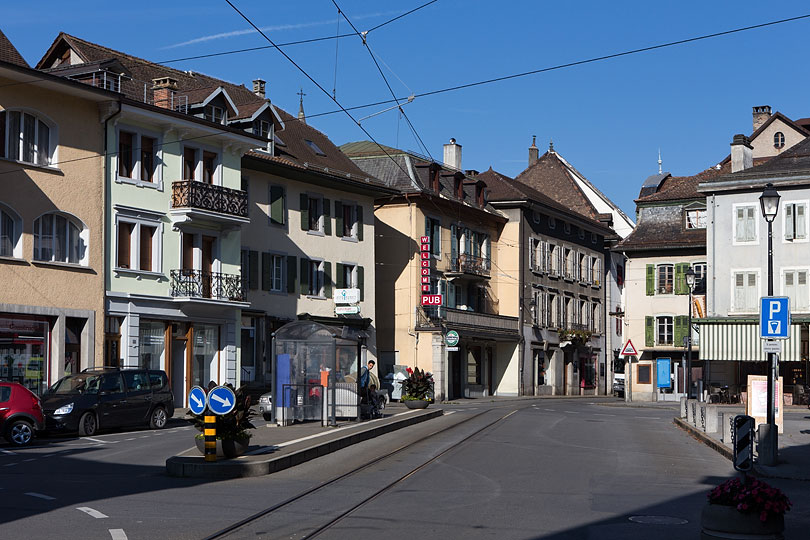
[297,87,306,124]
[658,148,663,174]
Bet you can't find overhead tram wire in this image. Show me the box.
[222,0,413,180]
[331,0,434,161]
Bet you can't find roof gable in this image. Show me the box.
[0,30,29,68]
[514,151,599,219]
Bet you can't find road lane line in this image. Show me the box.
[83,437,107,444]
[124,438,136,441]
[4,463,17,467]
[109,529,128,540]
[25,492,55,500]
[564,411,580,414]
[595,413,615,417]
[1,450,17,455]
[77,507,108,519]
[23,458,36,462]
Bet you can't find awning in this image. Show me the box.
[695,319,804,362]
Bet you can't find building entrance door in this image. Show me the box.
[449,350,462,400]
[171,338,186,409]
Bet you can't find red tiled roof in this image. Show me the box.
[513,151,599,219]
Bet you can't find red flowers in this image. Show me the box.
[708,478,791,522]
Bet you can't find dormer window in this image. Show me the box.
[685,207,707,229]
[304,139,326,156]
[476,184,484,207]
[204,105,225,124]
[253,119,271,138]
[429,166,440,193]
[455,177,463,199]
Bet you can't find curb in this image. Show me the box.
[673,417,732,460]
[166,408,443,479]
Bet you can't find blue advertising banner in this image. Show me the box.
[656,358,671,389]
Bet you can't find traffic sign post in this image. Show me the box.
[207,386,236,415]
[732,414,755,473]
[760,297,790,339]
[188,386,207,415]
[204,414,216,462]
[619,340,637,357]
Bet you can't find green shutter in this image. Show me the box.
[270,185,284,224]
[674,263,686,295]
[336,263,345,289]
[357,265,364,301]
[674,315,688,348]
[646,264,655,296]
[324,262,332,297]
[299,193,309,230]
[241,249,248,282]
[248,251,259,290]
[645,316,654,347]
[335,201,343,238]
[451,224,458,263]
[356,205,363,241]
[286,256,297,293]
[300,258,309,295]
[323,198,331,235]
[261,252,271,291]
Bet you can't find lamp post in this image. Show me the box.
[685,267,696,399]
[759,182,781,466]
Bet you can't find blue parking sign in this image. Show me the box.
[760,297,790,339]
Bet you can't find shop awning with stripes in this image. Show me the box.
[695,319,803,362]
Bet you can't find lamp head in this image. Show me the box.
[685,267,696,289]
[759,182,781,223]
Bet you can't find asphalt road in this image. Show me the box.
[1,399,806,540]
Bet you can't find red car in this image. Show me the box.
[1,382,44,446]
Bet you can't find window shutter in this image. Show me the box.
[270,186,284,224]
[335,263,345,289]
[241,250,249,283]
[323,199,331,235]
[433,221,441,256]
[746,207,755,241]
[300,258,309,295]
[674,315,688,348]
[300,193,309,231]
[357,265,364,301]
[451,225,458,263]
[645,316,654,347]
[334,201,343,237]
[785,204,794,240]
[323,262,332,297]
[248,250,259,290]
[356,205,363,241]
[797,204,807,239]
[798,270,808,310]
[646,264,655,295]
[528,238,534,270]
[286,256,297,293]
[261,252,271,291]
[674,263,686,295]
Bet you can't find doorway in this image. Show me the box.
[171,325,188,409]
[449,350,462,399]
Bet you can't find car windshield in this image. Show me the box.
[47,374,102,395]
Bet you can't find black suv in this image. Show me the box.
[41,368,174,436]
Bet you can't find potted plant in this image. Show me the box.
[187,384,256,459]
[399,367,434,409]
[701,477,791,539]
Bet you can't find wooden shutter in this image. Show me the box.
[674,263,685,295]
[270,186,284,224]
[323,262,332,297]
[299,193,309,230]
[334,201,343,237]
[323,198,331,235]
[674,315,688,348]
[286,256,297,293]
[357,265,364,301]
[335,263,345,288]
[261,252,271,291]
[300,258,309,295]
[646,264,655,296]
[645,316,654,347]
[356,205,363,241]
[451,224,458,263]
[117,222,132,269]
[249,250,259,290]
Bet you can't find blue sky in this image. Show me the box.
[5,1,810,216]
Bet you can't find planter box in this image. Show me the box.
[701,504,784,539]
[195,437,250,459]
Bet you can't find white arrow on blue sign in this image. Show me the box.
[188,386,207,415]
[207,386,237,415]
[760,296,790,340]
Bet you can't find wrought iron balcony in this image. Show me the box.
[170,269,246,302]
[171,180,248,219]
[449,254,491,277]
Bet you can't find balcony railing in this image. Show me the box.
[170,269,246,302]
[416,306,519,333]
[449,254,491,277]
[171,180,248,218]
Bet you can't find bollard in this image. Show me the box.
[679,396,688,418]
[699,403,707,431]
[204,415,217,462]
[721,412,733,444]
[687,399,697,425]
[705,405,719,433]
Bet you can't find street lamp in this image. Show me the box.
[759,182,781,466]
[685,267,696,399]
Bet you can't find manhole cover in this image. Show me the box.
[628,516,688,525]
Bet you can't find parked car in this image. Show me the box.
[41,368,174,436]
[1,381,44,446]
[258,391,272,421]
[613,373,625,397]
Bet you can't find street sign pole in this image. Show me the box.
[204,415,216,462]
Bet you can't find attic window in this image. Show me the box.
[685,208,707,229]
[454,178,463,199]
[304,139,326,156]
[774,131,785,149]
[253,120,271,138]
[476,184,484,206]
[204,105,225,124]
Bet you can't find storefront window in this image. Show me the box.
[0,316,49,395]
[139,320,165,371]
[467,346,481,385]
[581,354,596,388]
[192,324,218,388]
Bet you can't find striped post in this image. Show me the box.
[204,415,217,462]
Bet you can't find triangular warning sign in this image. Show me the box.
[620,339,638,357]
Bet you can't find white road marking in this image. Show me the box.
[139,436,149,439]
[635,416,660,420]
[83,437,107,444]
[77,507,108,519]
[543,408,555,412]
[1,450,17,455]
[23,459,36,462]
[25,492,55,500]
[595,413,615,417]
[124,438,136,441]
[109,529,128,540]
[444,410,456,415]
[564,411,580,414]
[4,463,17,467]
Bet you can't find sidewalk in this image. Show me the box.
[166,402,442,479]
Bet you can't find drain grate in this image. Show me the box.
[628,515,688,525]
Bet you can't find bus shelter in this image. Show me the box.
[273,320,364,426]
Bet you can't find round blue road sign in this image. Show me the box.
[207,385,237,415]
[188,386,207,415]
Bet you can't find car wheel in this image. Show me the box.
[150,406,168,429]
[78,412,98,437]
[6,419,34,446]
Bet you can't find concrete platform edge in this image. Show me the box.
[166,408,444,479]
[673,417,733,461]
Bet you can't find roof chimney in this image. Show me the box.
[443,138,462,171]
[252,78,266,99]
[528,135,538,167]
[752,105,771,132]
[151,77,178,109]
[730,134,753,173]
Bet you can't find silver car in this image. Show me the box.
[258,392,272,420]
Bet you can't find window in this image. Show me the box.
[591,232,597,244]
[425,216,441,256]
[774,131,785,149]
[692,262,707,293]
[307,260,323,296]
[183,147,196,180]
[262,253,284,292]
[33,213,86,265]
[656,316,673,345]
[117,128,158,184]
[183,147,218,184]
[304,139,326,156]
[339,202,358,238]
[657,264,674,294]
[308,196,322,232]
[204,105,225,124]
[685,208,707,229]
[578,227,585,240]
[299,194,331,235]
[733,271,759,312]
[783,270,809,311]
[564,248,573,279]
[0,110,54,166]
[548,216,556,230]
[116,218,160,272]
[202,151,216,184]
[734,205,757,243]
[637,364,651,384]
[784,202,807,241]
[269,185,285,225]
[0,206,21,257]
[564,222,571,235]
[253,119,271,138]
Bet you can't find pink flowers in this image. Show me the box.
[708,478,791,522]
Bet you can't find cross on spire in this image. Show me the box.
[297,87,306,124]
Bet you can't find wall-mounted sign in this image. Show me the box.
[656,358,671,389]
[421,295,442,306]
[335,305,361,315]
[445,330,460,347]
[420,234,439,306]
[333,288,360,304]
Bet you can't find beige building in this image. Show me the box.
[0,33,114,394]
[342,140,520,401]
